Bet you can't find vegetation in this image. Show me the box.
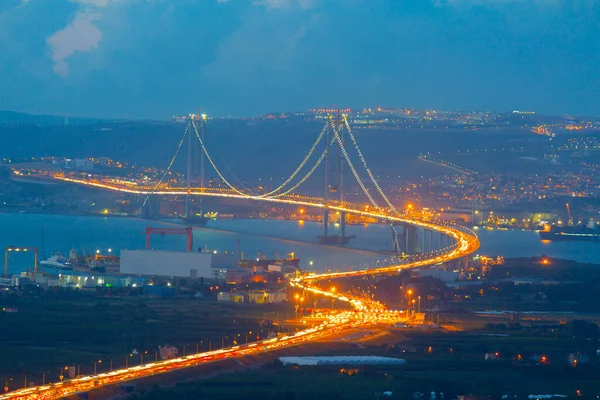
[0,289,292,389]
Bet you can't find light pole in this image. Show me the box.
[418,296,421,314]
[94,360,101,375]
[407,289,413,315]
[294,293,299,314]
[331,287,337,310]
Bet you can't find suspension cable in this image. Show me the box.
[260,121,328,197]
[331,120,381,209]
[191,118,250,197]
[201,119,257,195]
[343,117,399,214]
[271,126,338,198]
[142,123,189,207]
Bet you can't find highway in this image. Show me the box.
[0,175,479,400]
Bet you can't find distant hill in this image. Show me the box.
[0,110,109,125]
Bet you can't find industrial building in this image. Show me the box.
[216,290,287,304]
[120,250,216,279]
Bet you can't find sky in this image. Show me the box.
[0,0,598,119]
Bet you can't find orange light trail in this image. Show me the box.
[0,174,479,400]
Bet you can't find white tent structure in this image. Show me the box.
[279,356,407,366]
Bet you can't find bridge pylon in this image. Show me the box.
[317,112,355,246]
[390,223,422,255]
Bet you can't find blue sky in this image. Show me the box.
[0,0,598,118]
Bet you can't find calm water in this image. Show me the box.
[2,214,600,274]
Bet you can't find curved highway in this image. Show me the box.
[0,176,479,400]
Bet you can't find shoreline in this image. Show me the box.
[0,211,384,258]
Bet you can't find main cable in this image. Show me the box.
[201,119,258,195]
[142,123,189,207]
[343,117,399,214]
[260,121,328,197]
[331,120,381,209]
[191,118,250,197]
[271,126,338,198]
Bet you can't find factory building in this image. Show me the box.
[120,250,216,279]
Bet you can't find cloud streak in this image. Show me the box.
[47,11,102,78]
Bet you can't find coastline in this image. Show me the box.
[0,210,384,257]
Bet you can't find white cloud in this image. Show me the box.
[46,12,102,77]
[45,0,126,78]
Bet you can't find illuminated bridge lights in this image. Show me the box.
[0,174,479,400]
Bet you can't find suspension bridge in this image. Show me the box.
[1,113,480,399]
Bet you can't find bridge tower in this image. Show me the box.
[317,113,355,245]
[183,114,208,226]
[390,223,421,255]
[140,195,160,218]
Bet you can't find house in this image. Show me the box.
[248,290,287,304]
[248,290,269,304]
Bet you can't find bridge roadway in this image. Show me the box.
[0,176,479,400]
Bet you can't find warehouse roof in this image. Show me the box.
[279,356,407,366]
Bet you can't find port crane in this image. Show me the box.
[3,246,39,277]
[566,203,573,226]
[143,226,194,252]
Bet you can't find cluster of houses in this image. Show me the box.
[485,351,591,367]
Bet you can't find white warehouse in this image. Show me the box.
[120,250,215,279]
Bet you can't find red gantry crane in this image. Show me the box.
[143,226,193,252]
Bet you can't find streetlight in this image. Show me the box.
[418,296,421,314]
[94,360,101,375]
[331,287,337,309]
